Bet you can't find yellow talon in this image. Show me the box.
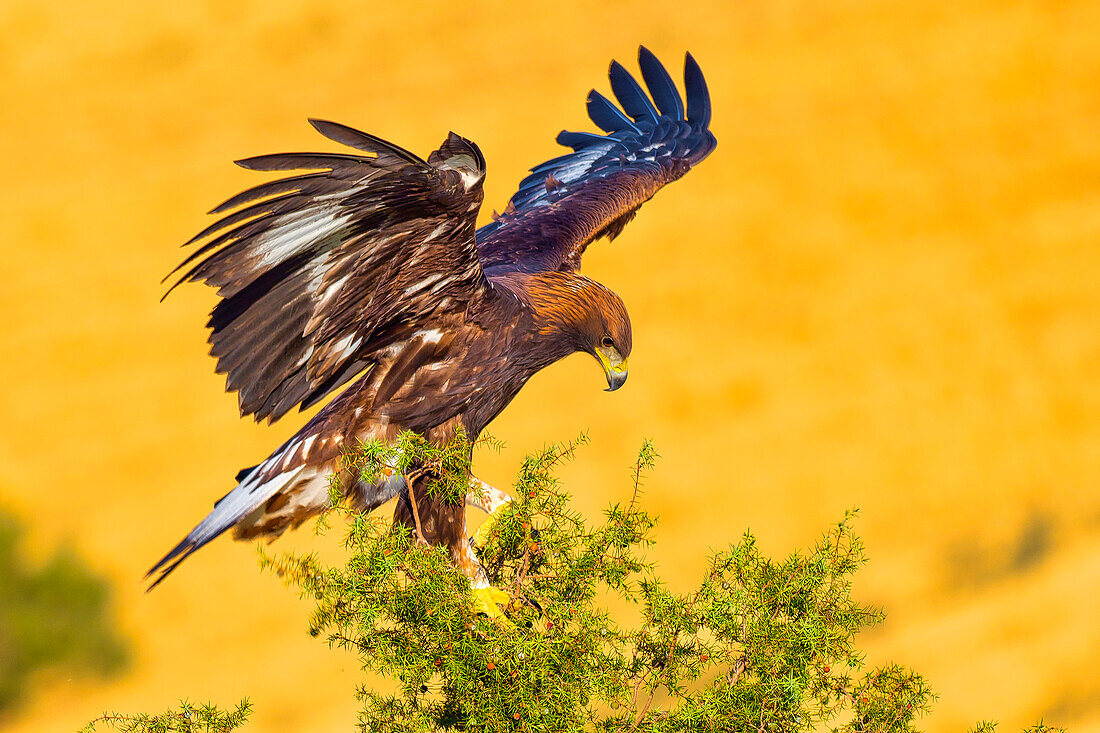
[472,500,512,549]
[471,586,513,622]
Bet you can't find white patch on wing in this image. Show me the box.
[254,206,349,269]
[415,328,444,344]
[458,170,480,188]
[314,183,369,202]
[439,157,482,190]
[319,273,350,305]
[330,333,362,361]
[403,272,443,296]
[295,344,315,367]
[422,222,448,242]
[431,275,455,292]
[554,150,604,185]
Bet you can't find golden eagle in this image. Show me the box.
[148,48,715,600]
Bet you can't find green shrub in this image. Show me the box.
[80,700,253,733]
[83,436,1065,733]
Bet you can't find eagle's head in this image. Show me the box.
[522,271,632,392]
[577,286,631,392]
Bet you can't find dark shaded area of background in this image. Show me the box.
[0,509,128,717]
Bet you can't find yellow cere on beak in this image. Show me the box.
[596,346,629,391]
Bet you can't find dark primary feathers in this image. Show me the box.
[476,47,716,274]
[165,126,490,423]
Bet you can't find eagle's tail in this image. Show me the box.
[145,458,407,590]
[145,460,327,591]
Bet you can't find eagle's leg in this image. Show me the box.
[459,542,511,619]
[462,477,516,620]
[466,476,512,549]
[394,474,512,620]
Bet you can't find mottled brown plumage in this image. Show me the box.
[148,47,715,589]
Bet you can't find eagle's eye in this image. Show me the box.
[600,336,615,349]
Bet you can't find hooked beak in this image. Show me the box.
[595,347,629,392]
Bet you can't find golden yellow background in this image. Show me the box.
[1,1,1097,731]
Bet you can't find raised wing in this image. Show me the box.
[476,47,716,275]
[166,123,490,423]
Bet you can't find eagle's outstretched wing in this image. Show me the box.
[166,123,490,423]
[476,47,716,275]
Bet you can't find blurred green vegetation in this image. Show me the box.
[0,508,128,717]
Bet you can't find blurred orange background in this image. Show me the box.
[1,1,1097,731]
